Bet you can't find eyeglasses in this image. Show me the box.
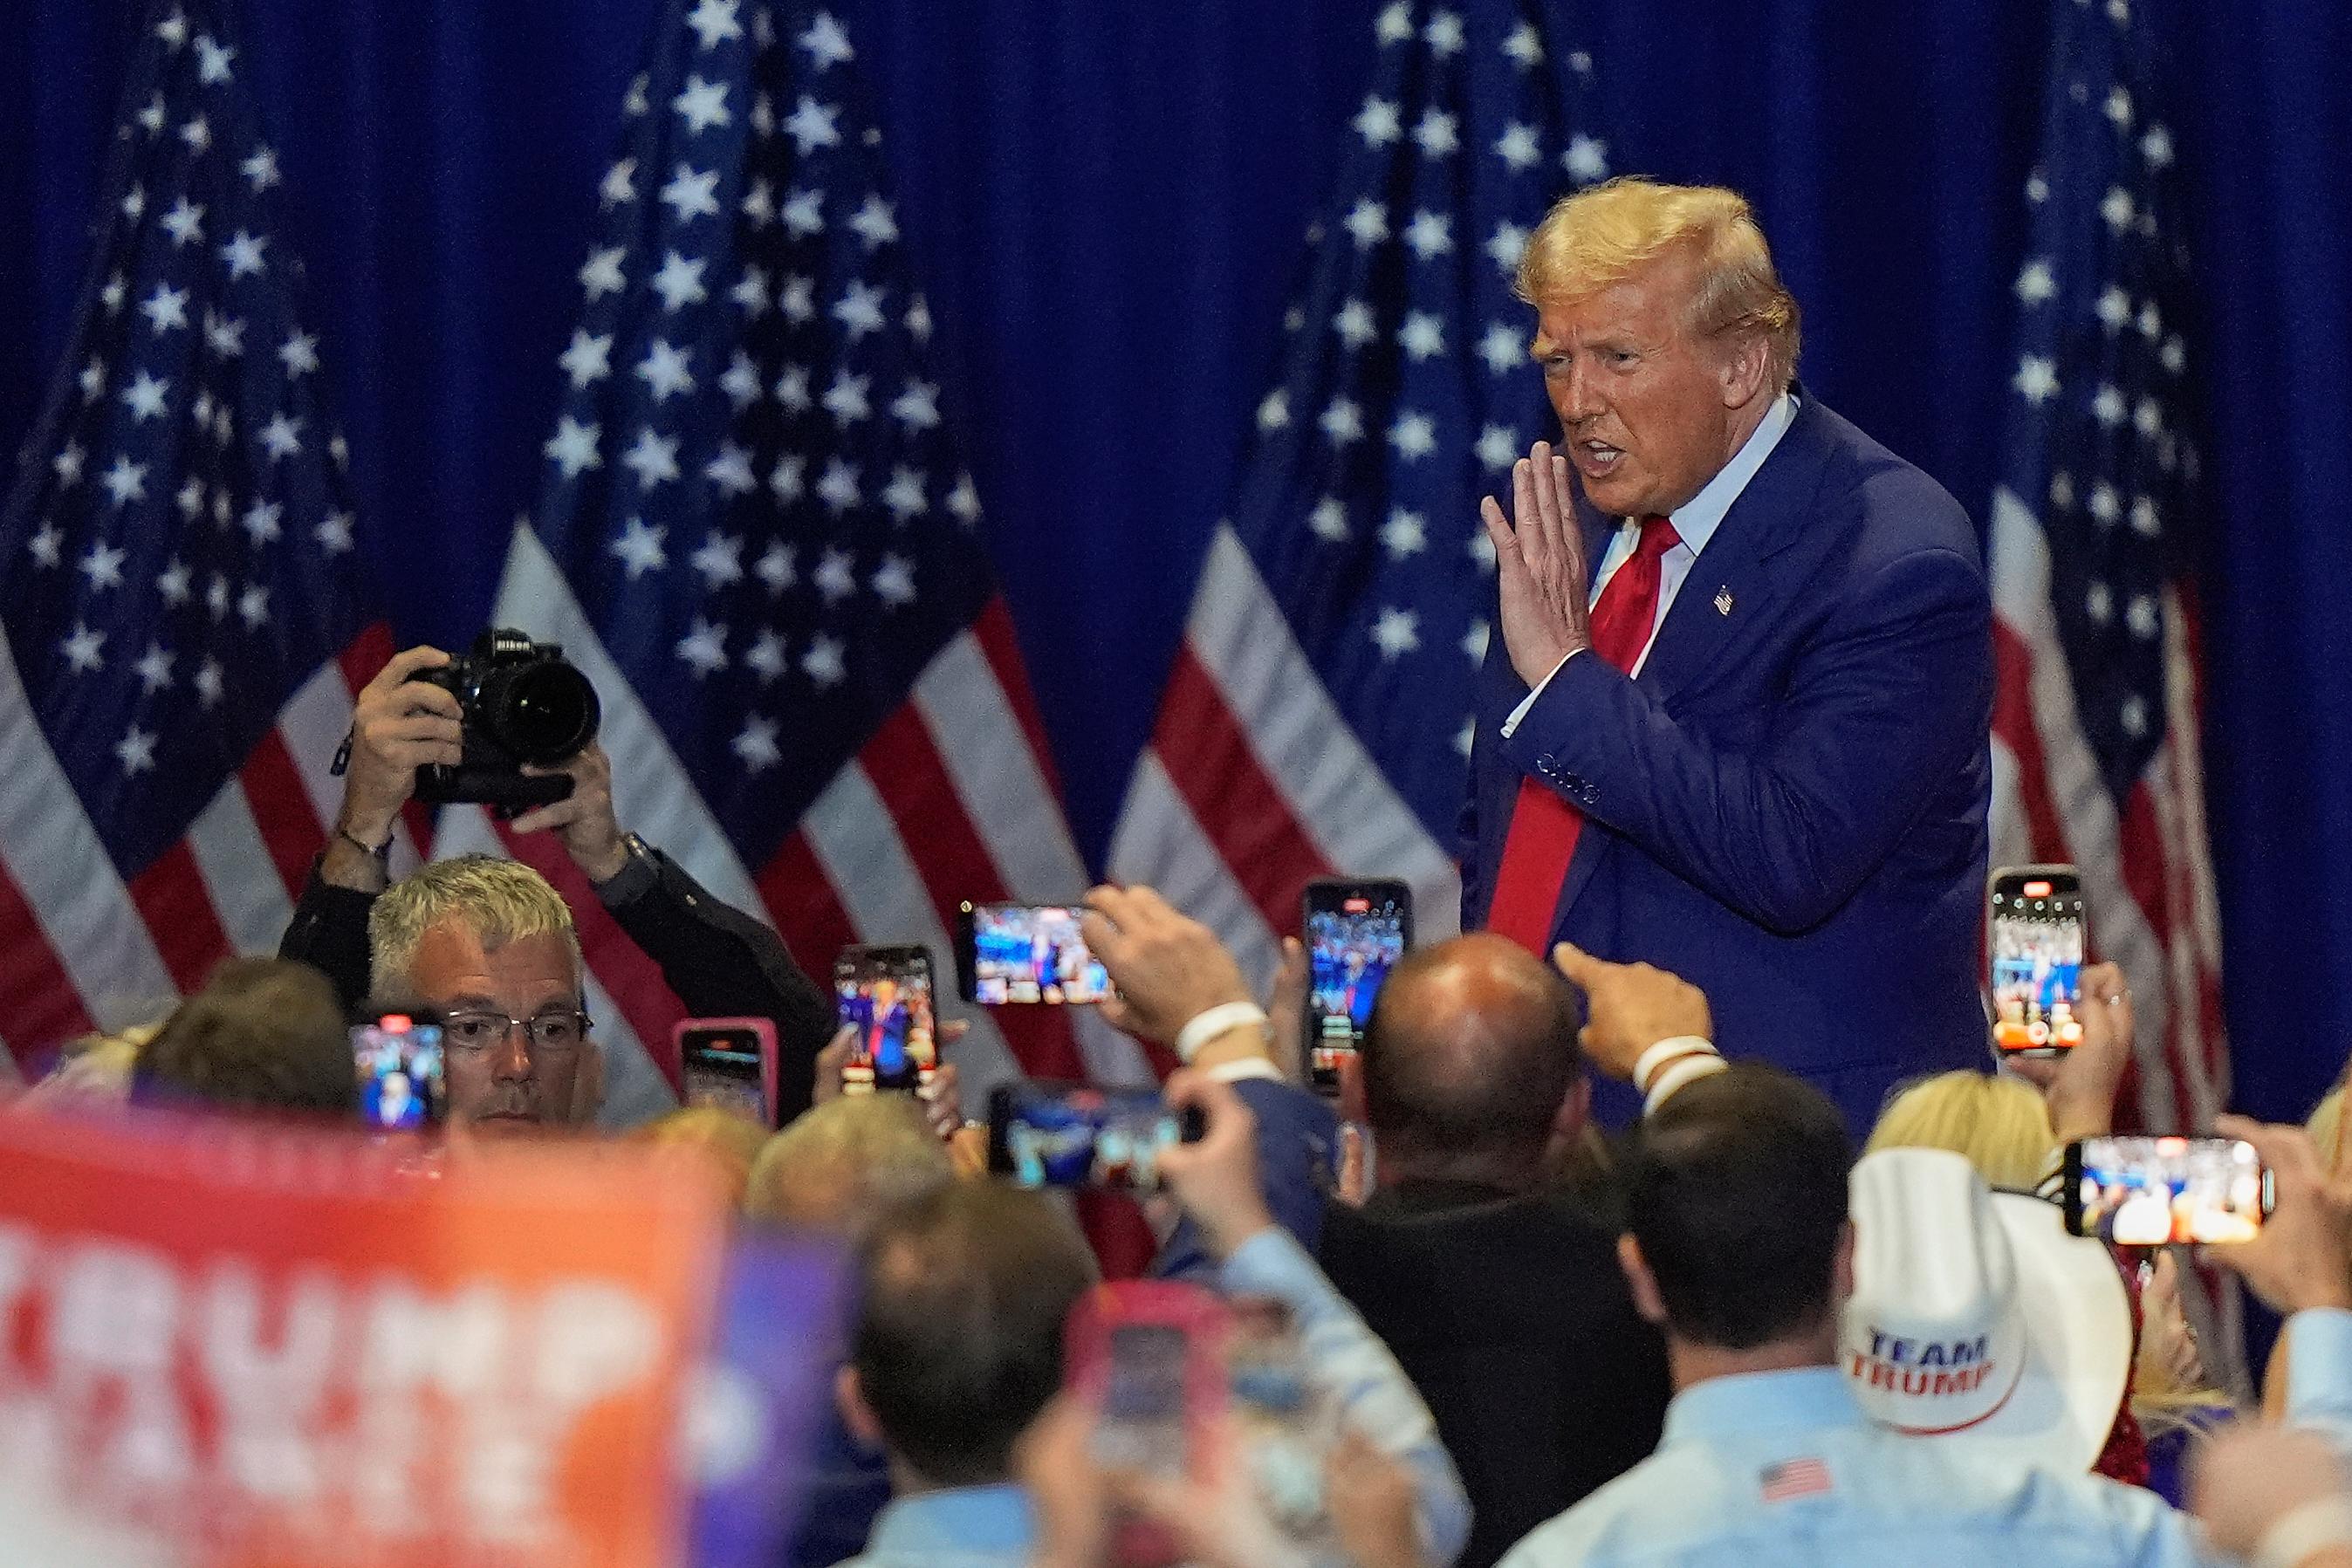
[441,1009,591,1057]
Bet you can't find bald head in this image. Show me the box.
[1361,934,1584,1180]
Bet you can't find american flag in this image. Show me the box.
[0,0,422,1072]
[1757,1456,1833,1504]
[1106,0,1612,986]
[457,0,1149,1120]
[1987,0,2224,1139]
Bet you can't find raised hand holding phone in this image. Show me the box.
[1079,886,1266,1066]
[1155,1072,1277,1261]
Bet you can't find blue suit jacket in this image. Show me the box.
[1462,394,1994,1134]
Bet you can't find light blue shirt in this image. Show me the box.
[1497,1307,2352,1568]
[832,1228,1470,1568]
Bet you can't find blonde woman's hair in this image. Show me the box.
[1864,1071,2055,1192]
[635,1105,772,1208]
[1516,176,1800,394]
[367,853,580,996]
[745,1094,954,1235]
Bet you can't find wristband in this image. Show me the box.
[1174,1002,1268,1065]
[2256,1497,2352,1568]
[335,825,393,862]
[1633,1036,1718,1094]
[1644,1053,1730,1117]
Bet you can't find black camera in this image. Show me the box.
[410,629,602,812]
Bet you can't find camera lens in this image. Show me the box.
[495,661,600,764]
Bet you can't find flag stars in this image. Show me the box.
[237,584,271,630]
[241,146,279,191]
[705,442,758,496]
[848,195,899,249]
[621,428,682,489]
[2095,285,2131,330]
[782,96,843,155]
[635,339,696,401]
[833,279,888,339]
[756,541,797,593]
[1375,3,1414,45]
[2049,471,2075,510]
[1503,21,1543,66]
[671,75,732,135]
[137,93,168,135]
[219,230,268,278]
[1477,423,1520,470]
[610,517,669,579]
[2014,258,2056,305]
[122,184,147,222]
[813,548,858,602]
[1333,299,1378,348]
[625,73,651,116]
[545,416,601,478]
[1469,529,1498,573]
[134,644,175,694]
[52,444,86,488]
[2088,483,2120,524]
[1388,410,1437,461]
[905,296,933,341]
[203,312,245,357]
[2136,300,2162,340]
[1485,221,1528,273]
[732,716,782,773]
[1493,123,1541,172]
[676,619,730,677]
[1412,109,1459,159]
[690,531,745,589]
[2160,336,2186,375]
[1308,498,1349,542]
[730,265,771,317]
[881,466,929,521]
[2119,695,2150,738]
[685,0,744,50]
[872,555,917,606]
[121,370,171,422]
[1423,10,1465,53]
[159,198,205,248]
[817,458,861,512]
[1456,716,1478,759]
[100,455,149,507]
[2102,86,2132,129]
[2013,355,2059,405]
[780,274,817,321]
[2127,594,2160,640]
[2099,187,2136,232]
[947,474,983,525]
[799,11,856,69]
[600,158,637,207]
[194,659,223,707]
[824,370,873,425]
[659,164,723,223]
[102,273,127,315]
[157,559,192,605]
[141,284,190,334]
[1257,389,1291,432]
[2129,496,2161,537]
[207,574,230,620]
[115,728,159,777]
[1464,620,1490,663]
[1398,312,1445,361]
[775,366,813,412]
[258,413,304,461]
[278,331,319,377]
[746,629,788,680]
[1353,96,1402,147]
[79,541,127,592]
[579,246,628,299]
[79,357,106,403]
[560,329,614,388]
[720,350,763,408]
[194,33,236,83]
[782,189,826,237]
[649,250,710,312]
[1320,398,1366,446]
[1370,607,1420,660]
[1564,135,1609,182]
[2139,124,2174,168]
[2134,396,2163,440]
[179,116,211,154]
[741,178,774,225]
[317,511,355,554]
[891,380,942,431]
[803,634,847,688]
[157,10,189,47]
[1343,199,1389,248]
[1402,210,1453,260]
[1478,321,1526,375]
[2091,384,2127,427]
[1381,508,1427,558]
[2085,580,2114,625]
[239,499,283,545]
[61,623,106,673]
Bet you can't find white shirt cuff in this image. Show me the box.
[1499,650,1580,739]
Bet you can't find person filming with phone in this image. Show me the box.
[278,638,834,1125]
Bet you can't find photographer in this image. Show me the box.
[279,644,833,1123]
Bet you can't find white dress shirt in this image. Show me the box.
[1501,393,1797,737]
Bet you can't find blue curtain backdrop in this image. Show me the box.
[4,0,2347,1126]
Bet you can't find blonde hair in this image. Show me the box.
[635,1106,771,1208]
[745,1095,954,1235]
[2312,1085,2346,1174]
[1864,1071,2055,1192]
[1516,176,1800,394]
[367,853,580,996]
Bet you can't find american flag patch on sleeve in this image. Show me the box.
[1759,1457,1834,1503]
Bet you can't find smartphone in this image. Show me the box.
[2065,1135,2273,1244]
[1065,1281,1231,1480]
[956,902,1112,1005]
[353,1013,443,1130]
[675,1017,780,1127]
[987,1081,1203,1192]
[1988,865,2085,1056]
[1301,878,1412,1093]
[833,944,938,1094]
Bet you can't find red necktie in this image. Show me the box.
[1485,514,1682,952]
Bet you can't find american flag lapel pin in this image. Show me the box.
[1713,585,1734,616]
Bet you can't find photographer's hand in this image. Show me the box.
[511,743,628,883]
[328,647,463,892]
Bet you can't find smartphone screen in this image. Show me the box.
[1988,866,2084,1055]
[680,1023,771,1125]
[987,1082,1198,1191]
[960,903,1111,1005]
[834,945,937,1093]
[1094,1323,1193,1476]
[1302,880,1411,1092]
[353,1015,443,1130]
[2067,1135,2272,1244]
